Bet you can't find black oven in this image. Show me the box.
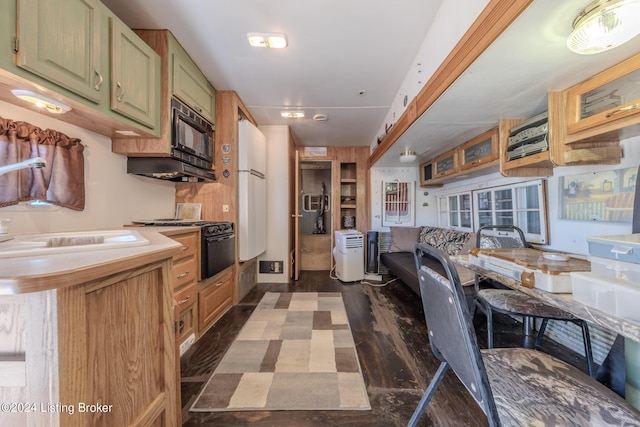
[201,222,235,279]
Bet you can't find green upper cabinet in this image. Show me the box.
[16,0,103,103]
[110,18,160,129]
[171,38,215,124]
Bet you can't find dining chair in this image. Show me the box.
[473,224,595,377]
[408,243,640,426]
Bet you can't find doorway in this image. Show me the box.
[298,160,333,270]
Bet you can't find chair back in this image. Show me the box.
[476,224,529,249]
[414,243,501,425]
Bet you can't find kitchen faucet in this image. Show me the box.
[0,157,47,176]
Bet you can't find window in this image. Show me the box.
[382,181,414,226]
[474,179,548,244]
[438,192,473,231]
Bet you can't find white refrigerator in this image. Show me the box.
[238,120,267,261]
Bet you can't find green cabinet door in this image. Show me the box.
[17,0,103,103]
[172,43,215,124]
[110,18,160,129]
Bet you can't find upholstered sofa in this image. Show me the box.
[380,226,477,307]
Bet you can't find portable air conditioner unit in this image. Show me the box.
[334,230,364,282]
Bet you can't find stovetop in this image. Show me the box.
[133,219,213,226]
[132,219,234,236]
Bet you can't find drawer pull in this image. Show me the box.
[177,296,190,305]
[215,281,224,287]
[605,103,639,118]
[182,245,189,251]
[177,272,190,279]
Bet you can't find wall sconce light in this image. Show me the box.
[11,89,71,114]
[567,0,640,55]
[247,33,288,48]
[399,149,417,163]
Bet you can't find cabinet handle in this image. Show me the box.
[605,103,639,118]
[93,69,103,91]
[471,160,482,165]
[182,245,189,251]
[291,214,303,218]
[177,296,190,305]
[215,281,224,287]
[116,82,125,102]
[177,272,189,278]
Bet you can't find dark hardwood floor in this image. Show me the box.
[180,271,591,426]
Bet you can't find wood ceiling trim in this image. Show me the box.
[369,0,534,167]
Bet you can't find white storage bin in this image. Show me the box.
[571,271,640,322]
[589,256,640,285]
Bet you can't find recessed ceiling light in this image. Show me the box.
[281,110,305,118]
[11,89,71,114]
[247,33,288,48]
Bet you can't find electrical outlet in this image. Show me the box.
[222,205,229,212]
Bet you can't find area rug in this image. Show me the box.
[190,292,371,411]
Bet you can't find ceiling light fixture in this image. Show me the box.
[11,89,72,114]
[399,149,417,163]
[567,0,640,54]
[313,114,328,122]
[281,110,305,118]
[247,33,288,48]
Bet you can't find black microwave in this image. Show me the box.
[171,97,214,170]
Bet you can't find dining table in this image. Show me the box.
[451,252,640,410]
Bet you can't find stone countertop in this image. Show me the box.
[0,229,183,295]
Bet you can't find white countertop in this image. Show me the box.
[0,229,183,295]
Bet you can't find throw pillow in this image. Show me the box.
[389,227,420,252]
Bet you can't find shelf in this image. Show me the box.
[341,204,357,209]
[341,178,357,183]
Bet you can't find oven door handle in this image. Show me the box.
[206,234,235,242]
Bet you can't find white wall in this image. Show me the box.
[257,125,290,283]
[0,100,176,235]
[371,135,640,255]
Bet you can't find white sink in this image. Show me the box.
[0,229,149,258]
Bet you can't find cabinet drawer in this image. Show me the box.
[198,273,232,330]
[171,233,198,262]
[174,282,196,314]
[173,256,197,289]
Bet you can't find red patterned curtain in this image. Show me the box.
[0,117,85,210]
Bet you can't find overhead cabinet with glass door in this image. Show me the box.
[9,0,161,136]
[419,127,499,187]
[565,52,640,137]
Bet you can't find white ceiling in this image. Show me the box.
[101,0,640,166]
[100,0,443,148]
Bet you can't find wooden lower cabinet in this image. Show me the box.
[58,259,177,427]
[0,258,178,427]
[175,282,197,343]
[198,268,233,333]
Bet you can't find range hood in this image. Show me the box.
[127,158,216,182]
